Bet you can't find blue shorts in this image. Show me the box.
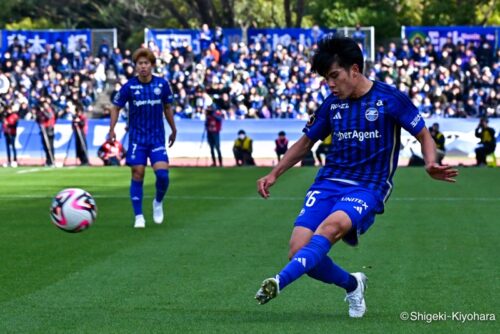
[126,142,169,166]
[294,179,383,246]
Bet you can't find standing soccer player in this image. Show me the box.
[108,48,177,228]
[254,36,458,317]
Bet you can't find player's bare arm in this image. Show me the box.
[257,135,316,198]
[163,104,177,147]
[108,105,120,141]
[415,127,458,183]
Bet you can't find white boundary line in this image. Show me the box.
[15,167,76,174]
[0,194,498,202]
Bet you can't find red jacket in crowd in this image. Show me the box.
[72,112,88,134]
[38,107,56,129]
[98,140,126,161]
[206,113,222,133]
[3,112,19,136]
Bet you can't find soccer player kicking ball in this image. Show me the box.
[255,36,458,317]
[109,48,177,228]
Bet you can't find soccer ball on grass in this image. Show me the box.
[50,188,97,233]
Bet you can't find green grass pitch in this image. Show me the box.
[0,166,498,333]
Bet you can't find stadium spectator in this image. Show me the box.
[35,102,56,167]
[97,38,111,65]
[233,129,254,166]
[300,148,316,166]
[0,36,101,126]
[474,117,496,166]
[315,134,332,166]
[275,131,288,162]
[429,123,446,165]
[205,107,223,167]
[1,105,19,167]
[352,23,366,51]
[72,104,89,166]
[2,28,498,126]
[111,47,125,76]
[98,139,126,166]
[200,23,212,52]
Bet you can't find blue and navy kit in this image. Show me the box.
[297,81,426,244]
[303,81,425,203]
[113,76,173,146]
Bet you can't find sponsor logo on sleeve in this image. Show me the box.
[113,91,121,103]
[411,114,422,128]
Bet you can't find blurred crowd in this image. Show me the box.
[371,36,499,118]
[111,25,330,121]
[0,36,107,121]
[116,30,500,120]
[1,27,499,124]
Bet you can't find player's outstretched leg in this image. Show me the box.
[255,235,331,305]
[255,276,280,305]
[345,272,368,318]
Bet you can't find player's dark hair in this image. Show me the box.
[311,35,364,76]
[132,48,156,65]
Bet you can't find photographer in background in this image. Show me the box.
[205,107,223,167]
[429,123,445,165]
[475,117,496,166]
[98,138,126,166]
[275,131,289,162]
[35,101,56,167]
[72,104,89,166]
[315,134,332,166]
[233,129,255,166]
[1,105,19,167]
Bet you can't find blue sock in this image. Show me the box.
[130,179,143,216]
[154,169,169,202]
[307,256,358,292]
[278,235,331,291]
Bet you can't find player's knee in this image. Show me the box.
[287,247,298,260]
[131,169,145,181]
[155,169,169,186]
[288,240,308,260]
[316,217,352,243]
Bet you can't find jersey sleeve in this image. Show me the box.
[162,79,174,105]
[112,83,130,108]
[302,99,332,142]
[389,90,425,136]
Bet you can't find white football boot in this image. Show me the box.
[134,215,146,229]
[345,272,368,318]
[255,276,280,305]
[152,200,164,224]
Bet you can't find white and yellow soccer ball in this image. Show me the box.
[50,188,97,233]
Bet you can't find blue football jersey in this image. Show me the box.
[113,76,173,145]
[303,81,425,204]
